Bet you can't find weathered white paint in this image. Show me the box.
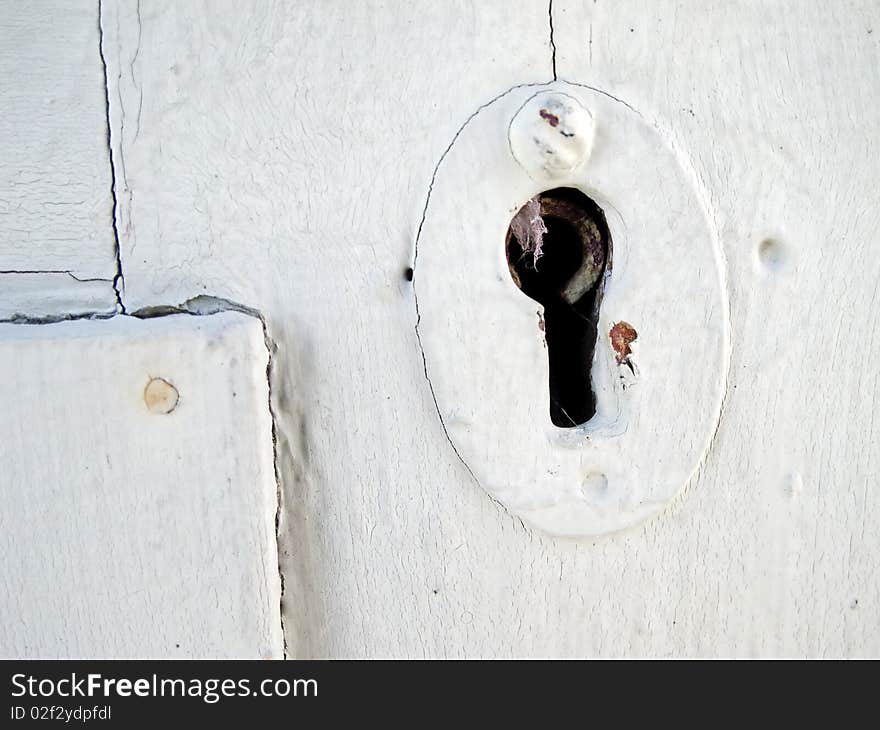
[1,0,878,657]
[0,312,282,658]
[416,82,728,536]
[0,0,119,316]
[90,0,880,658]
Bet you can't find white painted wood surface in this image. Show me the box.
[0,0,119,317]
[95,0,880,657]
[0,312,282,658]
[1,0,878,657]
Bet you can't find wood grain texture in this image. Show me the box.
[0,312,282,658]
[99,0,880,656]
[0,0,118,314]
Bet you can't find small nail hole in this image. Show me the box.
[581,472,609,500]
[757,238,788,273]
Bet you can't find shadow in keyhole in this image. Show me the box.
[506,187,612,428]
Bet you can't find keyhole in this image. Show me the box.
[506,187,611,428]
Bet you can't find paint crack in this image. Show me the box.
[98,0,127,315]
[410,83,546,490]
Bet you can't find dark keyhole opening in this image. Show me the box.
[506,187,612,428]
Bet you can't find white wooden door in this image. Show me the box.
[1,0,878,658]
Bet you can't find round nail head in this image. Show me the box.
[144,377,179,414]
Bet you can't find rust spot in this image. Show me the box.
[539,108,560,127]
[610,321,637,365]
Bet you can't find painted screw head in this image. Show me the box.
[509,91,595,179]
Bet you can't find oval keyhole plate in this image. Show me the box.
[413,83,729,537]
